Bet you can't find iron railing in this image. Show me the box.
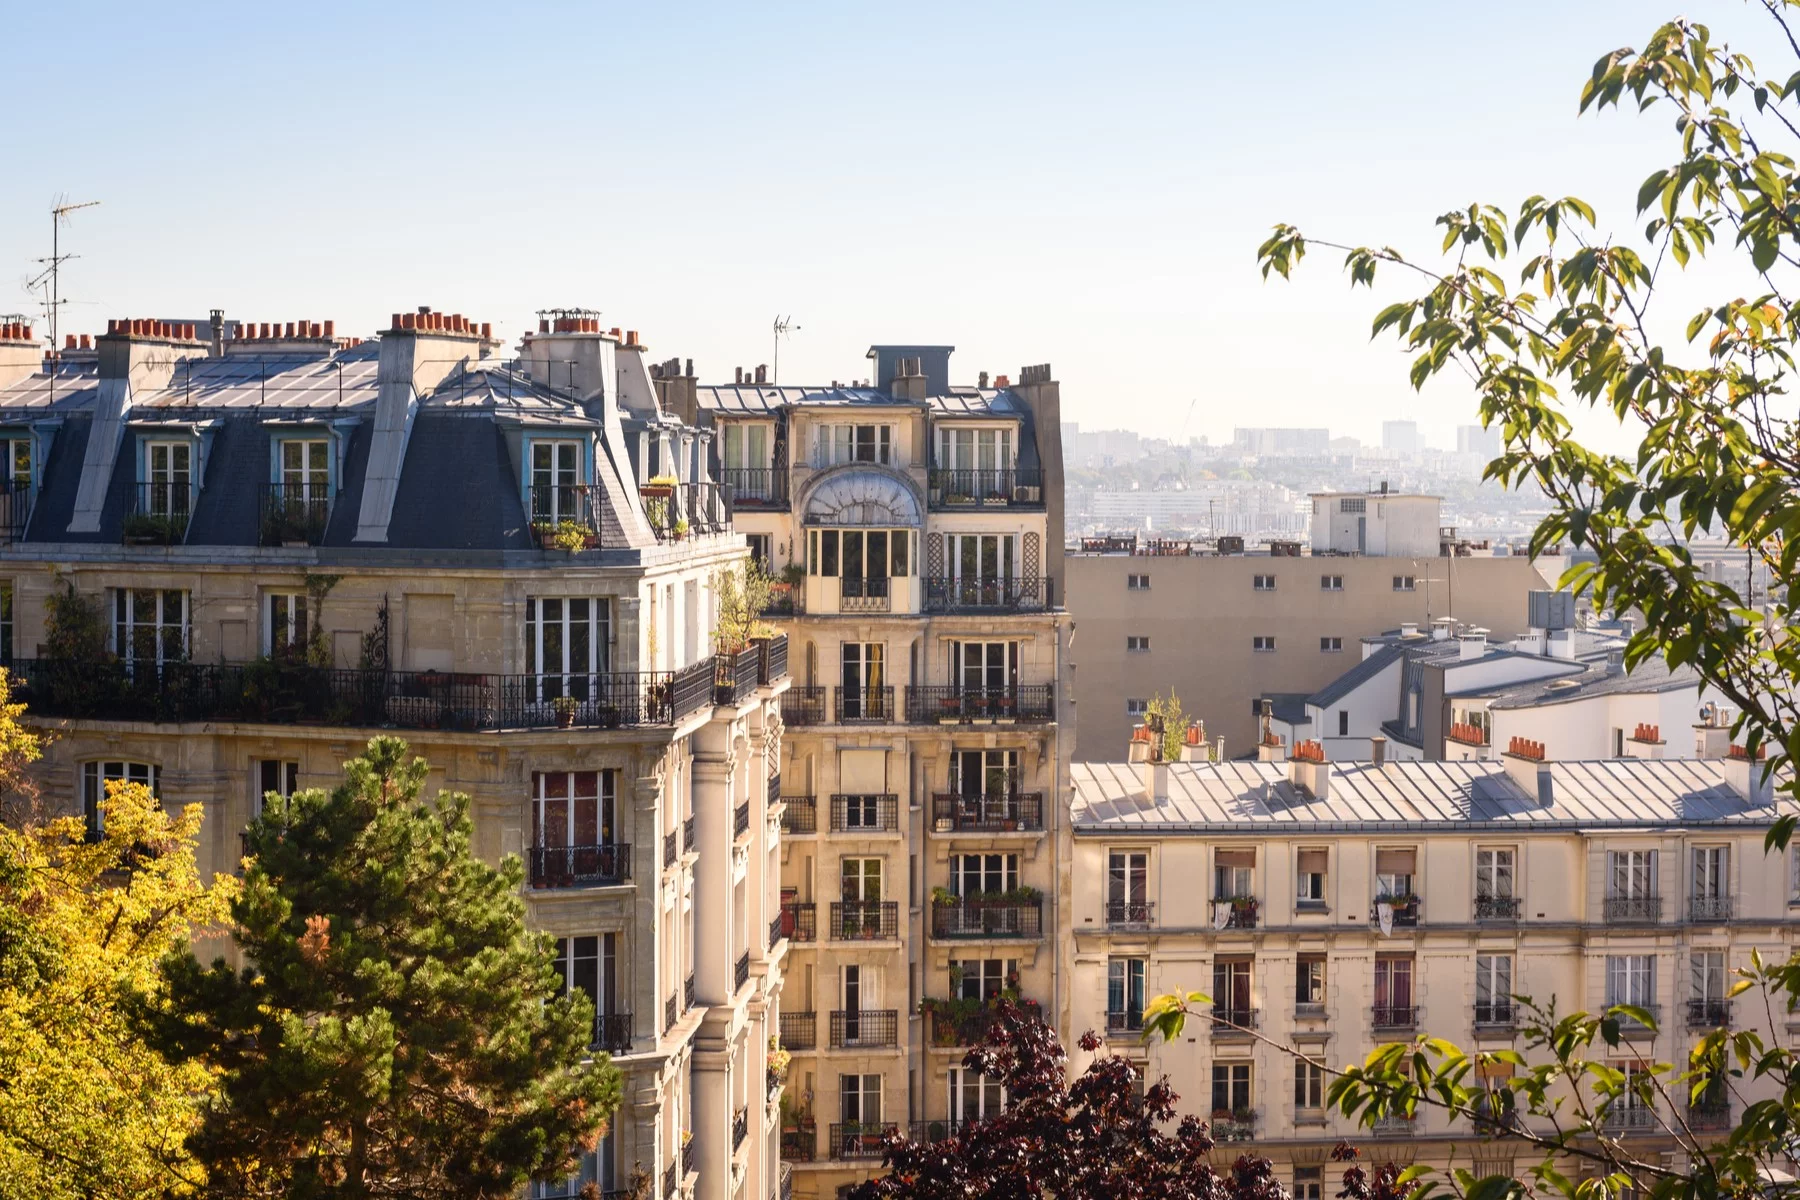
[527,483,604,547]
[734,801,750,839]
[909,1118,981,1142]
[829,1009,899,1048]
[643,482,731,541]
[683,1138,696,1178]
[780,796,817,834]
[925,997,1042,1048]
[1211,899,1259,929]
[781,902,817,942]
[931,897,1043,939]
[257,483,332,546]
[1372,1114,1418,1137]
[733,1107,749,1152]
[1371,1005,1419,1030]
[1474,895,1521,921]
[905,685,1054,723]
[663,830,678,868]
[1211,1111,1257,1142]
[757,633,788,683]
[927,468,1044,506]
[780,1123,817,1163]
[683,815,696,853]
[1372,899,1421,927]
[0,482,31,543]
[1601,1105,1656,1131]
[1608,1002,1660,1029]
[836,685,893,723]
[1474,1002,1516,1026]
[127,482,195,544]
[1104,900,1155,928]
[830,900,899,940]
[1210,1007,1258,1035]
[1689,1101,1732,1131]
[829,1123,895,1160]
[735,951,751,992]
[1106,1009,1145,1034]
[923,577,1052,612]
[664,993,677,1033]
[1688,998,1732,1027]
[769,911,784,950]
[721,467,788,507]
[593,1012,633,1053]
[840,575,891,613]
[2,657,721,730]
[528,844,631,889]
[830,794,899,833]
[684,973,695,1009]
[717,647,762,705]
[781,686,828,726]
[663,1161,676,1199]
[1689,895,1733,922]
[1604,895,1663,922]
[779,1010,816,1051]
[930,792,1044,832]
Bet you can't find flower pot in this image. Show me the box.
[556,709,576,728]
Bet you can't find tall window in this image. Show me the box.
[1107,958,1146,1031]
[531,771,618,850]
[145,441,192,517]
[1294,1061,1325,1111]
[550,933,619,1020]
[1693,846,1729,902]
[722,423,772,498]
[948,1066,1005,1122]
[266,591,309,658]
[952,641,1018,693]
[0,581,13,663]
[113,588,188,667]
[946,533,1015,588]
[1210,1062,1252,1113]
[840,642,885,718]
[1609,849,1656,898]
[1296,955,1326,1007]
[1605,954,1656,1008]
[1212,957,1252,1019]
[529,440,582,523]
[949,853,1017,897]
[951,958,1014,1001]
[1475,954,1513,1022]
[951,748,1019,798]
[1297,849,1327,903]
[820,424,892,466]
[1373,955,1414,1022]
[1214,849,1254,901]
[840,1073,882,1125]
[938,426,1013,485]
[1690,950,1726,1007]
[82,761,160,836]
[1295,1168,1323,1200]
[4,437,30,492]
[840,857,883,938]
[1107,850,1149,922]
[1475,848,1515,899]
[525,598,611,701]
[254,759,299,820]
[1374,847,1417,901]
[809,529,910,583]
[282,438,330,500]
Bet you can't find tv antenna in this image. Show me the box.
[772,314,799,384]
[26,197,100,348]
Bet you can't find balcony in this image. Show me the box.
[1608,1003,1660,1030]
[528,844,631,889]
[781,686,827,727]
[593,1012,633,1053]
[665,993,677,1033]
[733,1107,749,1153]
[683,815,696,853]
[1211,898,1259,930]
[685,972,695,1009]
[1689,1101,1731,1132]
[922,577,1053,613]
[1475,895,1521,921]
[642,481,731,541]
[830,794,899,833]
[3,657,722,731]
[830,900,899,940]
[526,483,604,550]
[1371,897,1420,928]
[930,792,1044,833]
[127,482,195,545]
[734,801,750,839]
[1371,1005,1419,1031]
[836,686,894,723]
[721,466,788,508]
[0,482,30,543]
[1473,1001,1516,1028]
[258,482,333,547]
[758,633,788,684]
[780,901,817,943]
[779,1161,793,1200]
[829,1009,899,1049]
[769,911,785,950]
[1210,1110,1257,1143]
[931,896,1043,940]
[663,830,677,869]
[922,997,1042,1048]
[1210,1007,1258,1037]
[780,1121,817,1163]
[830,1123,896,1161]
[1689,895,1733,922]
[663,1162,676,1200]
[683,1137,696,1180]
[1687,998,1732,1028]
[779,1010,816,1051]
[1105,1010,1145,1035]
[735,951,751,992]
[1603,895,1662,922]
[1601,1105,1656,1131]
[908,1118,981,1142]
[906,685,1054,725]
[780,796,817,835]
[1104,900,1155,929]
[716,646,763,706]
[839,576,891,614]
[1372,1114,1418,1138]
[927,467,1044,507]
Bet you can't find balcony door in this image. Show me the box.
[1373,955,1414,1017]
[1610,849,1656,899]
[1213,958,1252,1017]
[1693,846,1728,901]
[939,427,1012,498]
[841,964,876,1044]
[952,958,1013,1002]
[723,423,772,499]
[840,642,884,718]
[840,1073,882,1126]
[1108,850,1148,915]
[552,933,619,1022]
[950,853,1018,899]
[282,438,330,502]
[946,534,1014,602]
[951,641,1018,694]
[530,440,582,523]
[948,1066,1005,1124]
[532,771,618,877]
[952,749,1019,800]
[526,598,610,703]
[146,441,191,518]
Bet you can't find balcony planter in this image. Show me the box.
[552,696,579,728]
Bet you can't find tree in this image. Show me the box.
[1144,690,1190,761]
[714,559,777,654]
[143,736,620,1200]
[0,778,236,1200]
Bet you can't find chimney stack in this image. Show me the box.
[1501,737,1553,803]
[978,370,989,388]
[1289,740,1331,799]
[1255,698,1285,762]
[1458,629,1487,661]
[1623,724,1664,759]
[1370,735,1386,766]
[1128,720,1169,802]
[1178,720,1209,762]
[0,322,42,390]
[1723,744,1774,805]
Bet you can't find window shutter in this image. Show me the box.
[1297,849,1328,874]
[1375,848,1417,875]
[1215,848,1255,868]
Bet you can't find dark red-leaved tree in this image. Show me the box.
[848,1002,1398,1200]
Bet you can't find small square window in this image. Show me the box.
[1127,574,1150,590]
[1126,636,1150,652]
[1320,636,1342,653]
[1320,575,1343,591]
[1252,574,1276,592]
[1252,636,1276,652]
[1393,575,1416,592]
[1126,698,1148,717]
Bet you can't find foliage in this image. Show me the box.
[44,577,107,663]
[121,511,185,543]
[714,560,777,653]
[539,519,592,553]
[779,561,806,590]
[0,668,43,825]
[141,736,620,1199]
[0,781,236,1200]
[1256,4,1800,835]
[1144,690,1188,761]
[300,573,341,668]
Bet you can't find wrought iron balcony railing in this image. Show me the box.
[836,685,893,723]
[527,483,603,548]
[780,795,817,834]
[1473,1002,1516,1027]
[128,482,196,544]
[735,951,751,992]
[1106,1009,1145,1034]
[923,577,1053,612]
[778,1010,816,1051]
[839,575,890,613]
[1104,900,1155,928]
[830,901,899,940]
[1603,895,1663,922]
[779,1123,817,1163]
[720,467,789,507]
[905,684,1055,724]
[1211,899,1259,929]
[830,794,900,833]
[1210,1007,1258,1035]
[528,844,631,889]
[734,801,750,839]
[927,468,1044,506]
[931,897,1044,940]
[1687,998,1732,1028]
[1210,1111,1257,1142]
[1689,895,1733,922]
[1372,1004,1419,1030]
[829,1123,896,1161]
[829,1009,899,1049]
[780,902,817,943]
[592,1012,633,1053]
[929,792,1045,832]
[1474,895,1521,921]
[781,686,828,727]
[258,482,332,546]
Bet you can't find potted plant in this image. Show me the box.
[122,511,178,545]
[552,695,579,728]
[672,518,689,540]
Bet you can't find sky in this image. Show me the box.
[0,0,1785,451]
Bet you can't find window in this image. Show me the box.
[1608,849,1656,898]
[1320,636,1342,653]
[840,642,885,717]
[1107,850,1149,923]
[1337,710,1349,736]
[531,770,619,851]
[526,598,612,701]
[1252,636,1276,652]
[722,422,772,491]
[113,588,188,667]
[1252,574,1276,591]
[266,591,309,658]
[1107,958,1146,1032]
[1691,950,1726,1005]
[1393,575,1416,591]
[1373,955,1414,1021]
[145,441,192,517]
[1605,954,1656,1009]
[1475,954,1513,1022]
[529,1131,616,1200]
[820,424,892,466]
[938,426,1013,475]
[1296,849,1327,905]
[1296,954,1326,1007]
[810,529,913,584]
[1692,846,1728,903]
[1213,957,1252,1018]
[1127,574,1150,590]
[951,958,1015,1001]
[1320,574,1343,591]
[1612,727,1625,758]
[745,532,771,569]
[840,1073,882,1125]
[1475,848,1515,899]
[82,761,160,836]
[948,1066,1005,1122]
[949,853,1018,897]
[282,438,331,500]
[841,858,883,902]
[0,581,12,663]
[1126,636,1150,652]
[3,436,30,493]
[1125,698,1148,717]
[1791,846,1800,904]
[550,933,619,1019]
[1295,1167,1324,1200]
[1294,1060,1325,1111]
[254,759,299,820]
[1374,847,1416,901]
[1339,498,1366,514]
[1214,848,1254,901]
[1210,1062,1252,1113]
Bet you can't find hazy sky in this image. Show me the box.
[0,0,1780,450]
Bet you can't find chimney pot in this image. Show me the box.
[755,364,767,384]
[735,367,743,384]
[1370,735,1387,766]
[480,322,491,339]
[63,334,74,349]
[995,374,1009,387]
[626,330,638,346]
[323,320,335,338]
[80,334,90,349]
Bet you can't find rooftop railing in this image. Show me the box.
[258,483,332,547]
[128,482,196,545]
[927,468,1044,507]
[923,577,1053,612]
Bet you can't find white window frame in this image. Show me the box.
[112,588,189,667]
[1475,847,1515,900]
[265,590,309,657]
[1605,954,1656,1007]
[1252,574,1276,591]
[1125,698,1148,717]
[1320,636,1342,653]
[280,437,332,499]
[254,759,299,820]
[1253,635,1276,652]
[1393,575,1416,591]
[525,597,612,701]
[1320,574,1343,591]
[144,439,193,517]
[82,760,160,835]
[1126,635,1150,652]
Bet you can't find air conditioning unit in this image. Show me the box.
[1012,485,1041,503]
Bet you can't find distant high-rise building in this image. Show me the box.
[1382,419,1420,454]
[1457,424,1501,457]
[1231,427,1330,456]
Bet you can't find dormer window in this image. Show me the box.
[938,427,1013,479]
[4,437,30,493]
[127,437,197,545]
[817,424,891,467]
[261,434,335,546]
[529,439,585,524]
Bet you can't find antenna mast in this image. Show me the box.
[28,197,100,349]
[772,315,799,384]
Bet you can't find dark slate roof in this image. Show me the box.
[1307,642,1409,709]
[1261,692,1312,726]
[385,413,534,551]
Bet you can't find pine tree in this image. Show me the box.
[144,736,620,1199]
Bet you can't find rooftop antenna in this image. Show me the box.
[26,196,100,349]
[772,315,799,385]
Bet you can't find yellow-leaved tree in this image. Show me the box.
[0,672,237,1200]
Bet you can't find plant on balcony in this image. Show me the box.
[122,510,182,544]
[552,695,579,727]
[714,561,778,654]
[930,885,959,906]
[673,518,690,539]
[536,518,595,553]
[45,576,107,663]
[767,1036,791,1088]
[1374,892,1418,910]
